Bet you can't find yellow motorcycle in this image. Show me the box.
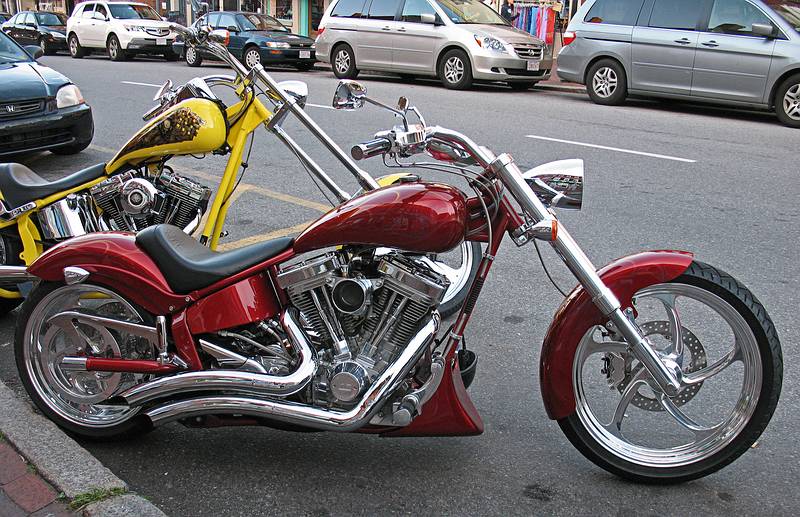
[0,31,479,316]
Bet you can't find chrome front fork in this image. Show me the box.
[492,154,684,396]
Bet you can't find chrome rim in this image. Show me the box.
[418,241,476,306]
[186,46,196,63]
[23,285,155,428]
[444,56,464,84]
[109,38,118,59]
[245,49,261,68]
[69,36,77,55]
[334,49,350,74]
[782,84,800,121]
[573,283,762,468]
[592,67,617,98]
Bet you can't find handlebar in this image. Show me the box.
[351,138,392,161]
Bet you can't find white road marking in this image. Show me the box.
[121,81,162,87]
[525,135,697,163]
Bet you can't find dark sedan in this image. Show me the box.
[175,12,316,70]
[2,11,67,55]
[0,31,93,156]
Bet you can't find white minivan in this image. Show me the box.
[66,1,178,61]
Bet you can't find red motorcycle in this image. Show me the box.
[11,27,782,483]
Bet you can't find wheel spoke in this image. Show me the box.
[577,331,629,364]
[658,392,717,440]
[604,367,647,436]
[684,346,740,384]
[652,293,684,360]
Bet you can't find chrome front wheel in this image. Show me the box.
[559,261,782,483]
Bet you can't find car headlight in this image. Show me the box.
[474,35,507,53]
[123,24,147,32]
[265,41,290,49]
[56,84,84,109]
[51,32,66,39]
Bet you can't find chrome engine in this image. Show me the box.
[89,170,211,232]
[276,251,449,408]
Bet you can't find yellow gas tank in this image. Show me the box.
[106,98,227,173]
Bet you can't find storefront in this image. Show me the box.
[186,0,329,36]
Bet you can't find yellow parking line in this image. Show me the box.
[217,221,311,251]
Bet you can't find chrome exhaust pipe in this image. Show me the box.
[117,309,316,406]
[144,312,440,432]
[0,266,36,284]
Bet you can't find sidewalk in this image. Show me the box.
[0,440,73,517]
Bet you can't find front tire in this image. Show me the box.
[438,49,472,90]
[68,33,85,58]
[332,44,358,79]
[243,46,262,69]
[586,58,627,106]
[107,35,127,62]
[558,261,782,483]
[775,73,800,128]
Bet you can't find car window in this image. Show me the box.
[108,4,160,20]
[764,0,800,35]
[37,12,67,26]
[20,13,31,25]
[202,13,217,28]
[237,13,287,31]
[368,0,402,20]
[80,5,96,19]
[648,0,702,30]
[95,4,108,19]
[0,31,31,63]
[708,0,774,35]
[216,13,238,29]
[332,0,368,17]
[7,13,17,24]
[584,0,645,25]
[401,0,436,22]
[436,0,508,24]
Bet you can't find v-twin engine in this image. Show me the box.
[276,252,449,407]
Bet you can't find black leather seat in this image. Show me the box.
[136,224,294,294]
[0,163,107,208]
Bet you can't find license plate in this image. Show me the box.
[157,37,167,46]
[299,50,311,59]
[526,60,540,71]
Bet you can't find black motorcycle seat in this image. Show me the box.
[0,163,107,208]
[136,224,294,294]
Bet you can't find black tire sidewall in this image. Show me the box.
[439,49,472,90]
[14,282,153,440]
[775,74,800,128]
[558,261,782,483]
[332,44,358,79]
[586,59,627,106]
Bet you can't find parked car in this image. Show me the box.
[0,31,93,156]
[2,11,68,55]
[66,1,179,61]
[557,0,800,128]
[315,0,552,90]
[174,11,316,70]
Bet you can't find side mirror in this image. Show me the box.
[24,45,44,59]
[420,13,436,25]
[208,29,230,44]
[333,80,367,110]
[751,23,776,38]
[199,2,209,15]
[226,25,239,33]
[153,79,173,101]
[522,159,584,210]
[277,80,308,108]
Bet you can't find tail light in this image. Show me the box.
[563,31,576,46]
[317,27,325,38]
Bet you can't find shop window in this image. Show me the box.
[276,0,293,26]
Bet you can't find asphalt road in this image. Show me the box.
[0,54,798,516]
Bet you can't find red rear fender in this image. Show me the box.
[28,232,187,315]
[540,250,694,421]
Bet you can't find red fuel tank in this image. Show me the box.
[294,183,467,254]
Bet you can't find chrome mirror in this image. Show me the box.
[397,96,409,112]
[153,80,173,101]
[522,159,584,210]
[208,29,231,44]
[277,80,308,108]
[333,80,367,110]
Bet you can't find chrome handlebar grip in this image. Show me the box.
[351,138,392,161]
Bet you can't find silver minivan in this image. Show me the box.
[557,0,800,127]
[315,0,552,90]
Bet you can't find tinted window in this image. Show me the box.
[217,13,238,29]
[0,31,31,63]
[368,0,402,20]
[108,4,160,20]
[585,0,645,25]
[332,0,367,17]
[401,0,436,22]
[201,13,217,27]
[95,4,108,18]
[80,5,96,19]
[37,13,67,26]
[649,0,701,30]
[7,14,17,24]
[237,13,287,31]
[708,0,773,35]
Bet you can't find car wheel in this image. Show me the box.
[332,44,358,79]
[438,49,472,90]
[586,59,627,106]
[507,81,538,90]
[775,73,800,128]
[68,34,85,58]
[107,35,127,62]
[163,50,179,61]
[243,46,262,69]
[185,45,202,67]
[39,37,52,56]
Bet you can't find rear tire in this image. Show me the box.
[774,73,800,128]
[185,45,202,67]
[332,44,358,79]
[438,49,472,90]
[68,33,85,58]
[586,58,627,106]
[558,261,782,483]
[107,34,127,62]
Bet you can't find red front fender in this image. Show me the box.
[540,250,694,421]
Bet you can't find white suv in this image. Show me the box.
[66,1,177,61]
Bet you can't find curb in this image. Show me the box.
[0,380,166,516]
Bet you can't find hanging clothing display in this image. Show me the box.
[512,3,557,45]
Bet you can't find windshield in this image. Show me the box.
[108,4,161,20]
[765,0,800,33]
[0,31,31,64]
[237,13,288,31]
[36,13,67,26]
[435,0,509,24]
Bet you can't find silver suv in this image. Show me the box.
[315,0,552,90]
[557,0,800,127]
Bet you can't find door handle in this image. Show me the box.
[701,41,719,47]
[397,27,406,32]
[381,26,391,31]
[674,38,691,44]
